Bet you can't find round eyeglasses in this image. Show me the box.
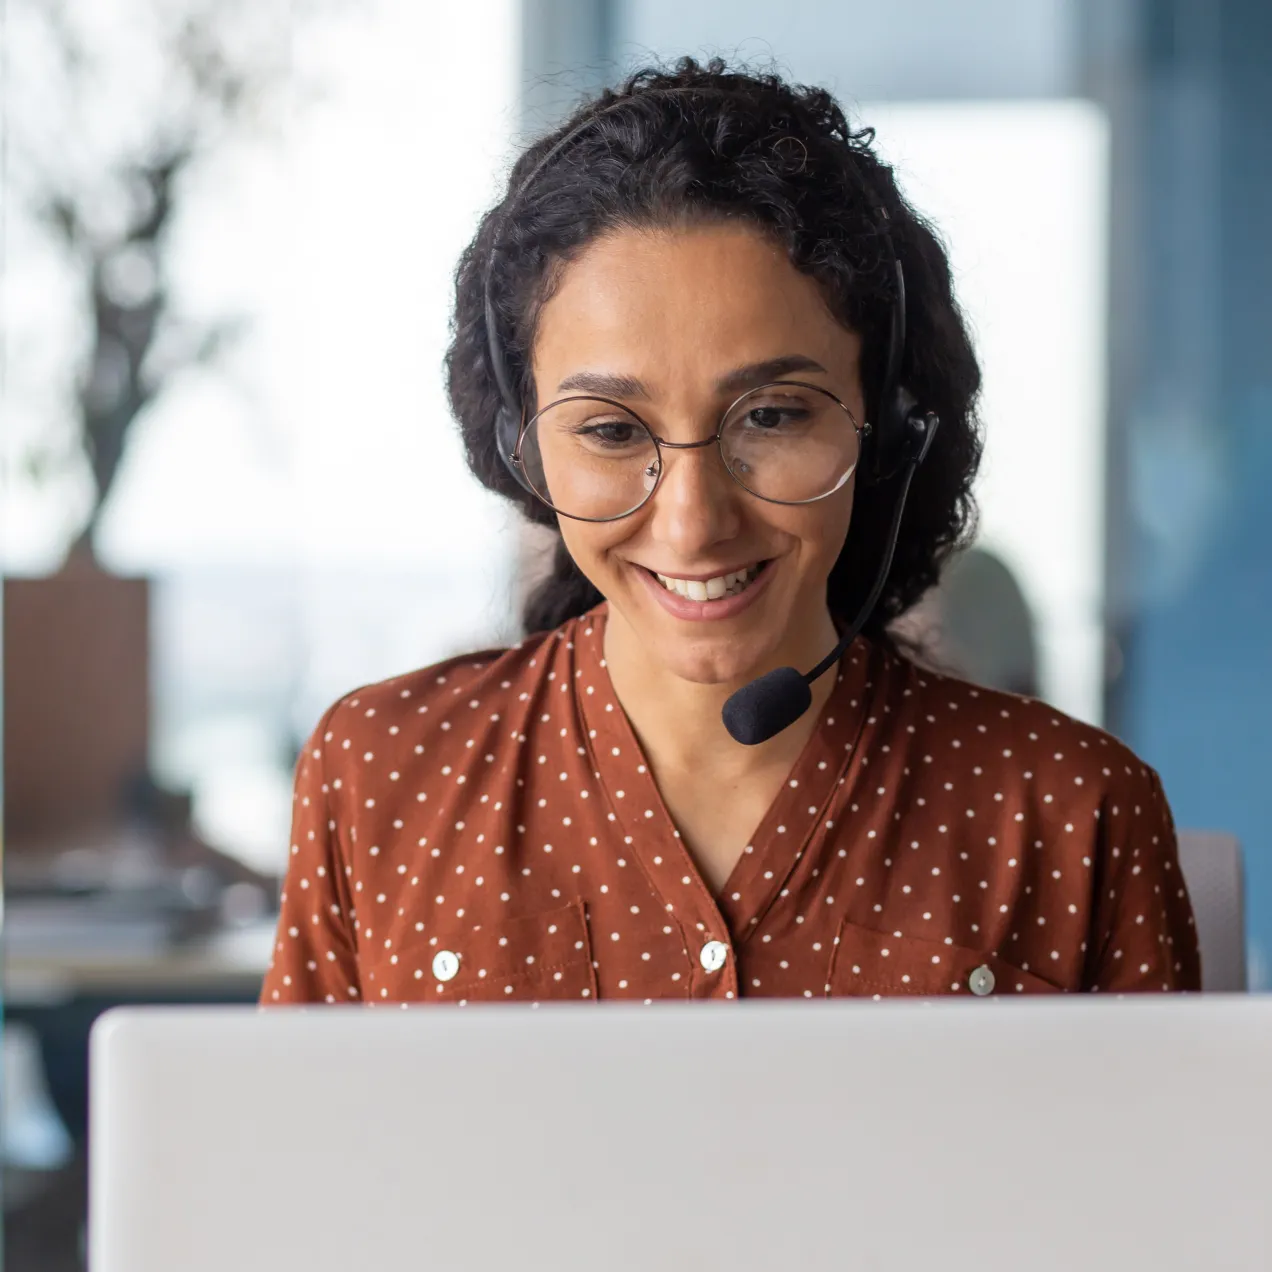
[510,380,870,523]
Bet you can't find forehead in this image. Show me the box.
[531,222,857,391]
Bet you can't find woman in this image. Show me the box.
[262,59,1199,1006]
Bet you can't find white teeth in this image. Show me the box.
[654,564,763,601]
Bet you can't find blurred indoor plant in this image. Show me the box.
[2,0,329,885]
[6,0,302,569]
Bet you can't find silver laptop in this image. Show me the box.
[90,998,1272,1271]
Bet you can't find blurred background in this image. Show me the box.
[1,0,1268,1264]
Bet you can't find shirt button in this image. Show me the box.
[968,964,995,996]
[699,940,729,972]
[432,950,460,982]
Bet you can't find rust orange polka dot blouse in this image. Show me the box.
[261,603,1200,1005]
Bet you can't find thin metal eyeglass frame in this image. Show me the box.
[509,379,873,524]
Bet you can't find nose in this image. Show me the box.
[645,435,743,555]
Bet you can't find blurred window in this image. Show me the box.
[3,0,521,874]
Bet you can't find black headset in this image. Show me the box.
[482,90,940,744]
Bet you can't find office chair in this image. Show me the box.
[1176,831,1247,991]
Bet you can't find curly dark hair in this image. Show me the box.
[445,57,982,640]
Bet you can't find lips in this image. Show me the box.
[653,563,765,601]
[636,559,776,622]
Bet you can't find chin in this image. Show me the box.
[648,630,779,689]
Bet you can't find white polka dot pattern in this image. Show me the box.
[261,605,1201,1007]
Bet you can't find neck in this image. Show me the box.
[601,605,842,778]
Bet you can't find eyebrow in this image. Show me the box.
[555,354,829,400]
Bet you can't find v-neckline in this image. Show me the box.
[574,606,880,942]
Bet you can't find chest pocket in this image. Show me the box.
[826,918,1063,999]
[364,899,597,1005]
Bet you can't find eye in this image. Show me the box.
[577,420,643,446]
[744,404,809,430]
[748,407,786,429]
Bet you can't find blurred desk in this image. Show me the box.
[5,919,277,1149]
[5,920,277,1007]
[2,921,274,1271]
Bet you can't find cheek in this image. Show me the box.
[556,521,627,587]
[820,496,856,563]
[779,488,856,572]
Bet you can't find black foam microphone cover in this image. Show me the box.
[722,666,813,746]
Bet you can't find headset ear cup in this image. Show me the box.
[866,386,916,483]
[865,387,938,482]
[496,407,534,494]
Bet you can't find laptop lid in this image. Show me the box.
[90,998,1272,1272]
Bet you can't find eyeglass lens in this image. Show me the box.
[519,382,859,521]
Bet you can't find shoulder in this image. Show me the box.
[307,615,589,768]
[879,649,1162,807]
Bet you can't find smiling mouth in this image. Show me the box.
[649,560,771,601]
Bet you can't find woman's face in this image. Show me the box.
[529,221,866,688]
